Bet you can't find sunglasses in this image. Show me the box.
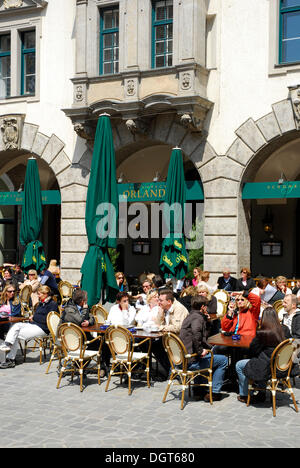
[7,290,15,293]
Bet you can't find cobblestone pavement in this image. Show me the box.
[1,348,300,449]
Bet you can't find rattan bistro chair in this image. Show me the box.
[58,281,74,306]
[19,284,32,317]
[45,311,63,374]
[212,289,230,304]
[247,338,299,417]
[273,300,285,322]
[105,326,151,395]
[22,305,51,365]
[162,332,214,410]
[56,323,102,392]
[90,304,108,325]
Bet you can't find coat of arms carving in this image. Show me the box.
[1,118,19,150]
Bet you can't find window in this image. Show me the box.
[21,30,36,95]
[279,0,300,64]
[0,34,11,98]
[100,7,119,75]
[152,0,173,69]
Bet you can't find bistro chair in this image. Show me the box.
[45,311,63,374]
[105,325,151,395]
[56,322,102,392]
[19,284,32,317]
[247,338,299,417]
[273,300,284,322]
[58,281,74,306]
[90,304,108,325]
[212,289,230,304]
[216,299,227,317]
[162,332,214,410]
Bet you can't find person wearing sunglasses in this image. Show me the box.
[235,268,256,297]
[0,284,21,341]
[115,272,129,293]
[221,292,261,337]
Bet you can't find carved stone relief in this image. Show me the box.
[0,116,23,150]
[181,72,192,90]
[288,85,300,129]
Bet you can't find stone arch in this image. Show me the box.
[200,98,300,281]
[0,119,91,283]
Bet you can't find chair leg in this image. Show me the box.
[56,358,67,389]
[162,377,172,403]
[181,373,187,410]
[286,378,299,413]
[45,345,57,374]
[128,363,132,395]
[146,358,150,388]
[79,362,84,392]
[105,363,114,392]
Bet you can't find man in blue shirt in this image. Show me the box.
[39,268,59,296]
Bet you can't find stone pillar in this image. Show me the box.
[75,0,88,76]
[177,0,206,66]
[124,0,139,71]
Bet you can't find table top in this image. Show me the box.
[82,324,163,339]
[207,332,255,349]
[0,316,27,326]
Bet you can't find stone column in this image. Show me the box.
[124,0,139,71]
[177,0,206,66]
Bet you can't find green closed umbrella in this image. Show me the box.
[159,147,188,280]
[81,114,119,306]
[20,158,47,273]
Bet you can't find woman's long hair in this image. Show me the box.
[0,284,19,305]
[257,307,285,347]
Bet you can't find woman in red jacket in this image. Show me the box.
[221,292,261,336]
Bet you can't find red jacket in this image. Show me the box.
[221,292,261,336]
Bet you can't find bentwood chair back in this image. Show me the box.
[212,289,230,304]
[247,338,299,417]
[45,311,62,374]
[162,332,214,409]
[19,284,32,317]
[105,326,151,395]
[58,281,74,306]
[216,299,227,317]
[273,300,284,322]
[90,304,108,324]
[56,322,102,392]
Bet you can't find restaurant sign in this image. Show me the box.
[0,190,61,205]
[118,180,204,202]
[242,181,300,199]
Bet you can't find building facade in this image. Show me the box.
[0,0,300,285]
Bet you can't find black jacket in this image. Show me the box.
[179,309,211,362]
[243,326,290,382]
[217,276,237,292]
[236,277,256,296]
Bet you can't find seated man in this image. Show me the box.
[282,294,300,340]
[217,269,237,292]
[60,288,95,328]
[135,279,154,311]
[107,292,136,327]
[156,289,189,334]
[151,289,189,379]
[180,296,228,402]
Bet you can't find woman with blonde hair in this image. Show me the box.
[20,269,40,307]
[197,271,217,294]
[0,285,59,368]
[135,290,161,328]
[192,267,202,287]
[0,284,21,341]
[275,275,292,295]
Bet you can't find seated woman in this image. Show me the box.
[0,285,58,368]
[235,268,256,297]
[197,271,217,294]
[192,267,202,287]
[221,292,261,337]
[135,290,161,328]
[178,286,198,312]
[107,292,136,327]
[275,275,292,296]
[0,284,21,341]
[20,269,40,307]
[115,272,129,292]
[235,307,290,403]
[197,285,220,336]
